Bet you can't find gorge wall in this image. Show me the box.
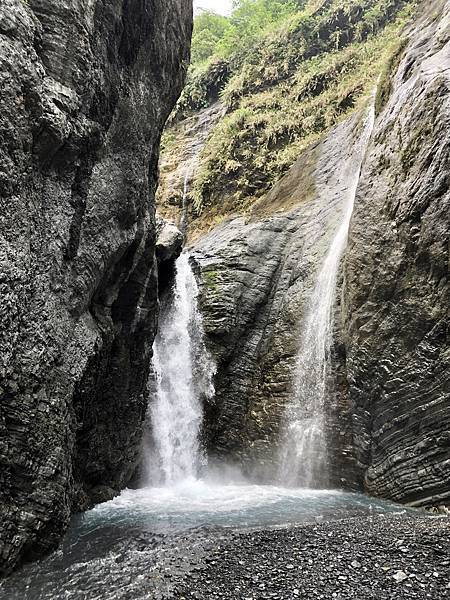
[0,0,191,574]
[178,0,449,504]
[192,113,368,489]
[343,1,450,505]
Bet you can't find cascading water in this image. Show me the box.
[279,104,376,488]
[146,251,215,486]
[167,101,224,236]
[179,168,191,236]
[3,100,421,600]
[147,107,224,483]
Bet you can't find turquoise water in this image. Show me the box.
[1,480,415,599]
[82,480,409,531]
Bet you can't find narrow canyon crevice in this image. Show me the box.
[0,0,192,575]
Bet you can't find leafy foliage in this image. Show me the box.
[191,12,231,64]
[165,0,416,220]
[216,0,301,58]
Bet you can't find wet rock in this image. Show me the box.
[191,112,367,486]
[343,0,450,506]
[191,0,449,505]
[156,218,184,263]
[157,101,225,228]
[0,0,192,574]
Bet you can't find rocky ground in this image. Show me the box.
[173,515,450,600]
[1,513,448,599]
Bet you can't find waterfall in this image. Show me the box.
[147,252,215,486]
[179,168,191,236]
[145,106,225,487]
[279,105,375,488]
[168,102,225,236]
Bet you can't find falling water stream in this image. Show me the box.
[0,104,416,599]
[179,169,191,235]
[279,104,376,488]
[147,251,215,485]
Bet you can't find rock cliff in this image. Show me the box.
[190,0,449,503]
[0,0,191,574]
[343,0,450,506]
[163,0,416,234]
[192,113,368,488]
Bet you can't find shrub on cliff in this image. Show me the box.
[166,0,416,220]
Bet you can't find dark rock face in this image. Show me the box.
[192,113,367,488]
[0,0,192,574]
[156,100,225,230]
[192,0,449,505]
[343,1,450,506]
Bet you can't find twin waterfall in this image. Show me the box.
[147,252,215,486]
[147,105,375,490]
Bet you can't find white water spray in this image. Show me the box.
[147,252,215,486]
[279,104,376,488]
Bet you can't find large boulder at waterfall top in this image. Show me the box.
[156,218,184,263]
[0,0,192,574]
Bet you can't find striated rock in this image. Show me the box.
[192,113,368,487]
[343,0,450,506]
[191,0,449,505]
[0,0,192,574]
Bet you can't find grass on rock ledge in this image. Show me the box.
[161,0,416,229]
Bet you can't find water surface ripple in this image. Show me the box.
[1,482,417,600]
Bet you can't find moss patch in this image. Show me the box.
[375,36,409,114]
[202,269,221,293]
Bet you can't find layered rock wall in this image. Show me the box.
[0,0,191,574]
[192,114,368,487]
[191,0,449,505]
[343,0,450,506]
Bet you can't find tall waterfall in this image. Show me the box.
[147,252,215,486]
[279,105,375,488]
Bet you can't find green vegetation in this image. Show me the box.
[375,36,408,114]
[176,1,303,117]
[191,1,303,66]
[203,269,221,293]
[166,0,416,220]
[216,0,302,59]
[191,12,231,65]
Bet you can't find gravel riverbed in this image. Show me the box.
[1,514,448,599]
[172,515,450,600]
